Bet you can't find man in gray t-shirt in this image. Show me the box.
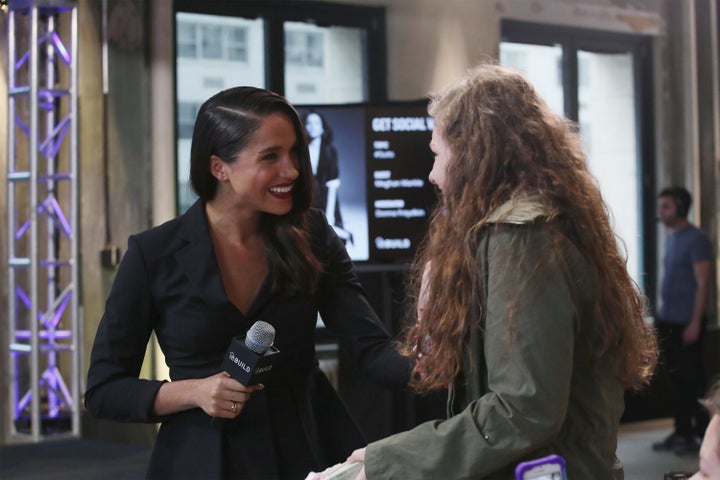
[653,187,714,455]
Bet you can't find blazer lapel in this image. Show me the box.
[174,201,230,310]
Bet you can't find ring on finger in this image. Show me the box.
[231,401,238,413]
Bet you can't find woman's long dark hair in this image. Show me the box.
[404,63,657,393]
[190,86,322,295]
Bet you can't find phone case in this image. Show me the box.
[514,454,567,480]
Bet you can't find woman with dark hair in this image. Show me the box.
[301,109,353,246]
[334,64,658,479]
[85,86,409,479]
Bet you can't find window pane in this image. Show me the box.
[499,42,565,116]
[177,21,197,58]
[175,12,266,213]
[285,30,324,67]
[201,25,223,59]
[227,26,248,62]
[284,21,366,104]
[578,50,641,285]
[177,102,200,139]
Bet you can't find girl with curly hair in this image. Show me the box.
[341,63,658,479]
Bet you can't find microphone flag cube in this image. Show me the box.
[221,336,280,386]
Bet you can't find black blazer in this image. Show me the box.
[85,201,410,479]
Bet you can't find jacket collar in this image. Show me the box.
[177,199,208,243]
[174,200,272,318]
[174,200,229,308]
[485,193,554,225]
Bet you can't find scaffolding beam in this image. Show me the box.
[6,0,80,443]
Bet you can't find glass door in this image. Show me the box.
[577,50,640,284]
[500,22,654,297]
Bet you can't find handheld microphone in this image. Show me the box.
[244,320,276,355]
[212,321,280,428]
[221,320,280,386]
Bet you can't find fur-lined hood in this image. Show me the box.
[485,193,556,225]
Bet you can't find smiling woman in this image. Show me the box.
[208,112,300,218]
[84,86,412,479]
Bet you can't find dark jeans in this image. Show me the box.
[655,319,709,438]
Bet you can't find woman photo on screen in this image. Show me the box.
[301,109,354,246]
[336,63,658,479]
[84,86,410,479]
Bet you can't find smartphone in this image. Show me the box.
[514,454,567,480]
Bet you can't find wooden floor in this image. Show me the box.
[618,418,699,480]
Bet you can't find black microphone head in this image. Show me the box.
[245,321,275,354]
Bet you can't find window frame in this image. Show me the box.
[173,0,387,100]
[172,0,388,215]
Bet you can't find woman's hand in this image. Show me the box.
[195,372,264,418]
[153,372,264,417]
[348,448,367,480]
[348,447,366,463]
[304,450,366,480]
[304,464,340,480]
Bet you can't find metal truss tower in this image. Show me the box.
[6,0,80,442]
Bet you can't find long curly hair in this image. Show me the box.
[404,63,657,393]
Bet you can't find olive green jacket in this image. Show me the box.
[365,196,625,479]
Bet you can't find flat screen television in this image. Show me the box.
[296,102,437,266]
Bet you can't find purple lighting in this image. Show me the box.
[16,286,31,309]
[38,197,72,237]
[40,114,70,159]
[44,289,71,329]
[14,110,30,136]
[50,31,70,65]
[15,217,31,240]
[46,196,72,237]
[15,50,30,70]
[15,330,72,340]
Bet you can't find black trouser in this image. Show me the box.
[655,319,709,438]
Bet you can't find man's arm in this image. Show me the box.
[683,259,712,345]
